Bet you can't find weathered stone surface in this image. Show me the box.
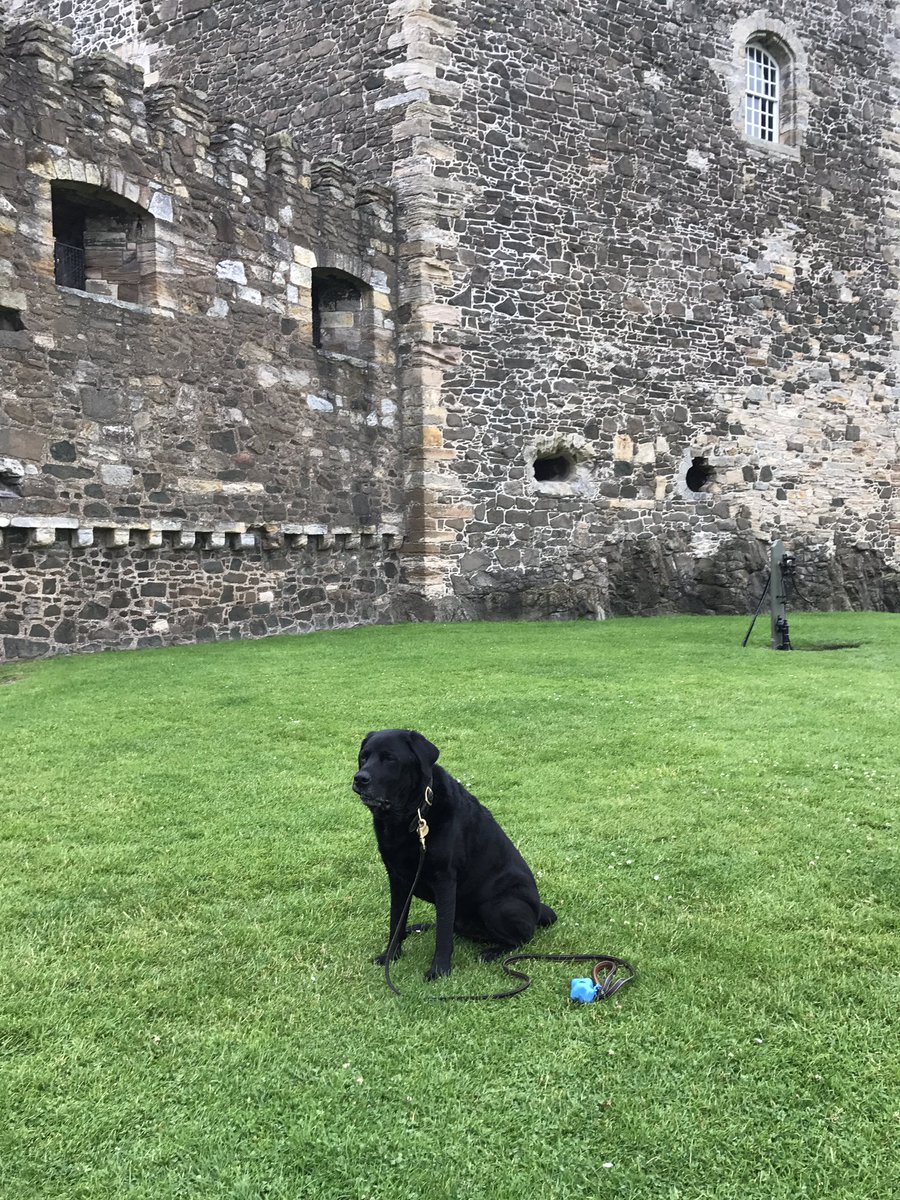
[0,523,400,658]
[0,13,402,657]
[406,0,900,620]
[2,0,899,661]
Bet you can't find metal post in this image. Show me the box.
[770,539,792,650]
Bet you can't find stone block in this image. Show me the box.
[292,246,318,268]
[216,259,247,284]
[134,529,163,548]
[0,428,44,461]
[100,465,134,487]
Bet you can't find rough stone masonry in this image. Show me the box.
[1,0,899,659]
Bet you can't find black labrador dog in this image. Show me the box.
[353,729,556,979]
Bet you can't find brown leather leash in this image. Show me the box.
[380,794,636,1002]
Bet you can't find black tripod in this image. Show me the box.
[741,569,771,647]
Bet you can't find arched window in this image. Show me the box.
[726,21,807,154]
[745,41,779,142]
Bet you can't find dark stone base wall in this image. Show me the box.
[0,532,400,659]
[604,533,900,617]
[407,531,900,624]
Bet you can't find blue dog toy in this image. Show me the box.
[570,977,600,1003]
[569,958,635,1003]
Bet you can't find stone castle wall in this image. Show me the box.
[6,0,142,56]
[7,0,401,168]
[2,0,899,661]
[0,16,403,658]
[96,0,897,620]
[414,0,900,617]
[50,0,497,618]
[2,524,400,657]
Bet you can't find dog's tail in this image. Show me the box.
[538,904,557,928]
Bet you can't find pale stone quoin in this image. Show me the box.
[1,0,899,658]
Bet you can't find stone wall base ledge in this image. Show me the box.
[0,518,406,552]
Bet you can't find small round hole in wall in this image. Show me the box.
[685,456,715,493]
[533,453,574,482]
[0,460,24,494]
[0,306,25,332]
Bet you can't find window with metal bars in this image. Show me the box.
[745,42,779,142]
[51,182,154,304]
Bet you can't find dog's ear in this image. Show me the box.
[404,730,439,778]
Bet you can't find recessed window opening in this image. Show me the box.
[686,456,716,493]
[745,42,779,142]
[533,453,574,482]
[0,468,24,499]
[51,182,155,304]
[311,267,372,358]
[0,306,25,332]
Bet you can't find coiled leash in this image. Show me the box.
[380,792,636,1003]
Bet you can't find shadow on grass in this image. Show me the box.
[793,642,863,652]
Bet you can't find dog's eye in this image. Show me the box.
[381,752,394,762]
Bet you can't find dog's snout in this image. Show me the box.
[354,770,370,788]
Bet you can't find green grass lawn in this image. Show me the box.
[1,613,898,1200]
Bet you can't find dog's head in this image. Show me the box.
[353,729,439,816]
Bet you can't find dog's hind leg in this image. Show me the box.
[478,945,508,963]
[538,903,557,927]
[477,896,539,962]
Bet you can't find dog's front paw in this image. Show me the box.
[424,962,451,981]
[374,948,401,966]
